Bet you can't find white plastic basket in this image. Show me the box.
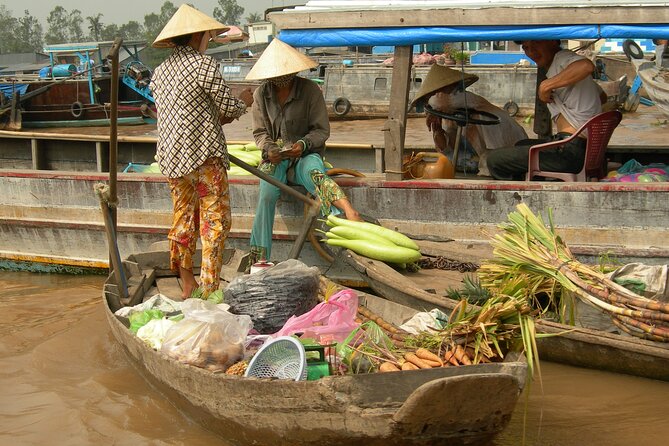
[244,336,308,381]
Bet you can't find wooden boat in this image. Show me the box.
[336,243,669,382]
[0,41,153,130]
[104,247,527,446]
[321,62,538,119]
[632,59,669,119]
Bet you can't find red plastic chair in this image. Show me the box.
[526,110,623,182]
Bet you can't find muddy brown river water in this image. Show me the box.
[1,270,668,446]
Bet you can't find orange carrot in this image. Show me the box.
[421,358,443,368]
[404,352,432,369]
[415,348,444,366]
[443,348,460,366]
[379,362,401,373]
[453,345,472,365]
[401,361,419,371]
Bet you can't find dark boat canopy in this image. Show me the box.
[268,0,669,47]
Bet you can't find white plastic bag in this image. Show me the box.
[161,298,253,372]
[114,293,182,318]
[399,308,448,334]
[137,318,177,350]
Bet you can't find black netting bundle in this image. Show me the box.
[223,259,320,334]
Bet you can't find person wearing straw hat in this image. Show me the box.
[244,38,362,264]
[150,4,254,298]
[411,64,527,177]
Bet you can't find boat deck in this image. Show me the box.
[1,105,668,173]
[2,106,669,271]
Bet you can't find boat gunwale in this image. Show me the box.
[4,168,669,192]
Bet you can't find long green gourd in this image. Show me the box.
[326,215,420,251]
[327,225,397,246]
[325,238,421,263]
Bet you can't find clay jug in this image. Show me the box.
[402,152,454,179]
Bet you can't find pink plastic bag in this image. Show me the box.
[272,289,360,344]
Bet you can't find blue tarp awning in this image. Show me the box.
[278,24,669,47]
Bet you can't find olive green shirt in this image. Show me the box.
[252,77,330,160]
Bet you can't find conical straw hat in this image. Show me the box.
[245,38,318,81]
[153,4,230,48]
[411,64,479,107]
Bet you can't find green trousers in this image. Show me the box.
[249,153,342,260]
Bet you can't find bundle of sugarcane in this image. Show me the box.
[478,203,669,342]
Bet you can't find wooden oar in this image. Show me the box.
[97,37,128,299]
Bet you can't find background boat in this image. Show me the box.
[633,59,669,119]
[0,41,154,130]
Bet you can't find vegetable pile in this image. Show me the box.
[341,290,537,376]
[478,203,669,342]
[227,143,263,176]
[320,214,422,266]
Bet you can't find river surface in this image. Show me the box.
[1,270,668,446]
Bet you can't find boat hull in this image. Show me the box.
[1,77,150,128]
[322,64,538,119]
[633,59,669,119]
[2,171,669,271]
[104,250,527,446]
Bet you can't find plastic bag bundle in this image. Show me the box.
[161,299,253,372]
[273,288,360,343]
[224,259,320,334]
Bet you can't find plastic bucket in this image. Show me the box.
[250,261,274,274]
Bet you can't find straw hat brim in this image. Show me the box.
[411,65,479,107]
[153,4,230,48]
[245,38,318,81]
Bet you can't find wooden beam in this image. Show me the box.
[270,6,669,30]
[383,45,412,182]
[30,138,42,170]
[534,67,552,139]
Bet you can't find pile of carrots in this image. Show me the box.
[354,305,495,373]
[379,345,485,372]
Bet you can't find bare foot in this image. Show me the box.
[333,197,364,222]
[179,266,198,298]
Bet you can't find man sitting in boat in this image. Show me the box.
[411,64,528,177]
[244,38,362,265]
[486,40,603,180]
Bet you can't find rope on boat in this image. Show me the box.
[418,256,479,272]
[94,182,117,208]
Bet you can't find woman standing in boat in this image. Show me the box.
[245,38,362,265]
[150,4,253,298]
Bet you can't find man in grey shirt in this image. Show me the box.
[487,40,602,180]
